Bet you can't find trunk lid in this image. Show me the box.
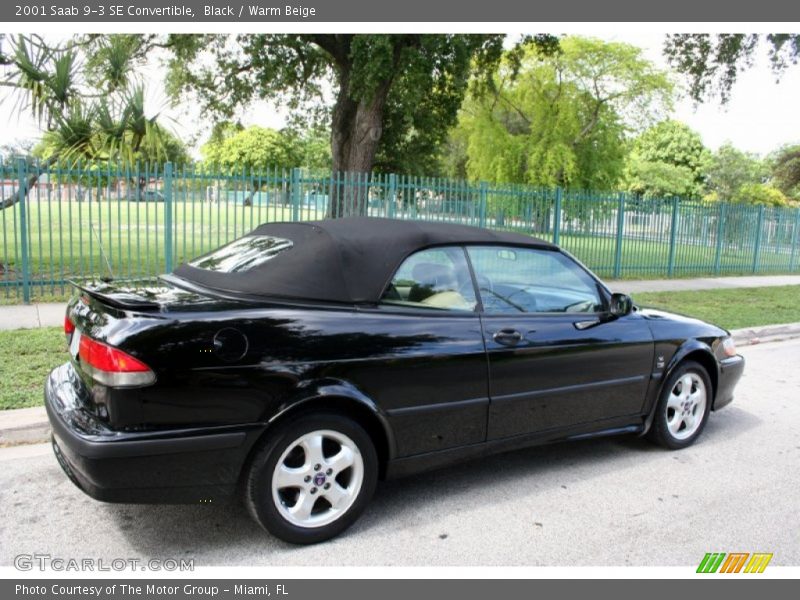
[70,277,246,313]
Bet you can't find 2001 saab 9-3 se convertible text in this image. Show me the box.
[46,218,744,544]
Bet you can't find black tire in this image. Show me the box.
[245,412,378,544]
[648,360,713,450]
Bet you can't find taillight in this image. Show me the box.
[64,315,75,335]
[78,336,155,387]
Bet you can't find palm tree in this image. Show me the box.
[1,34,173,209]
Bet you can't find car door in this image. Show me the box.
[466,245,654,440]
[358,246,489,457]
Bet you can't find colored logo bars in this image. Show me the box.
[697,552,773,573]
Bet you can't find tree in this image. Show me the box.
[0,35,173,209]
[664,34,800,103]
[201,124,331,171]
[291,126,333,171]
[624,159,698,199]
[160,33,512,216]
[705,142,766,201]
[201,126,301,171]
[453,36,673,189]
[33,121,190,166]
[439,124,470,180]
[769,144,800,200]
[733,182,788,207]
[200,125,332,205]
[624,120,710,198]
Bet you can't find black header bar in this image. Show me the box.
[3,0,799,23]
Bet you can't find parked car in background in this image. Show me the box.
[46,218,744,544]
[125,190,164,202]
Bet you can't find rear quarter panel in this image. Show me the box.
[71,298,489,459]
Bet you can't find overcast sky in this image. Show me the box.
[2,33,799,158]
[611,33,800,156]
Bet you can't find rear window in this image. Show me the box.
[189,235,293,273]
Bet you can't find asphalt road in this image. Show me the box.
[1,339,799,567]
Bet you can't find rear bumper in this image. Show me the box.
[713,354,745,411]
[45,362,265,503]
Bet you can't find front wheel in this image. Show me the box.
[648,361,712,450]
[245,413,378,544]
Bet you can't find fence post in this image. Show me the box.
[613,192,625,279]
[667,197,679,277]
[479,182,488,228]
[163,162,174,273]
[16,158,31,303]
[713,202,726,275]
[752,204,765,273]
[553,186,562,245]
[291,168,302,221]
[790,209,800,272]
[388,173,397,219]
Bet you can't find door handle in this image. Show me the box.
[493,328,523,346]
[574,319,601,330]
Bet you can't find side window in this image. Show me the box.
[467,246,603,314]
[380,247,477,312]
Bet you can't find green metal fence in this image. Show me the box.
[2,157,800,303]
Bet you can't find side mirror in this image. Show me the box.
[609,293,633,317]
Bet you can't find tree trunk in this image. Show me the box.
[328,81,389,218]
[1,156,57,210]
[328,46,399,218]
[309,34,412,218]
[1,172,41,210]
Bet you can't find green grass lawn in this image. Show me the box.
[561,234,770,279]
[0,326,66,410]
[635,285,800,330]
[0,198,310,303]
[1,198,303,279]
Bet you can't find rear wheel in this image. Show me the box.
[648,360,712,450]
[245,413,378,544]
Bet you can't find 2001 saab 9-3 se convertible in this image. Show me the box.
[46,217,744,544]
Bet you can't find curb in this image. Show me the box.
[729,322,800,347]
[0,406,50,446]
[2,322,800,449]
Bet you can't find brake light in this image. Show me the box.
[64,315,75,335]
[78,336,155,387]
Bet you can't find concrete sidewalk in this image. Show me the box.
[0,303,66,330]
[0,274,799,331]
[606,274,800,294]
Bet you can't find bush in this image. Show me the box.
[732,183,788,207]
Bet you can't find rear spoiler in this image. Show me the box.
[68,279,161,311]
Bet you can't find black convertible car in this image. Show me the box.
[46,217,744,544]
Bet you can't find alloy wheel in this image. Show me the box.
[271,429,364,528]
[666,373,707,440]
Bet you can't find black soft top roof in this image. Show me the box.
[172,217,556,304]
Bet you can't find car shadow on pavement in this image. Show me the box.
[361,405,761,533]
[103,405,761,561]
